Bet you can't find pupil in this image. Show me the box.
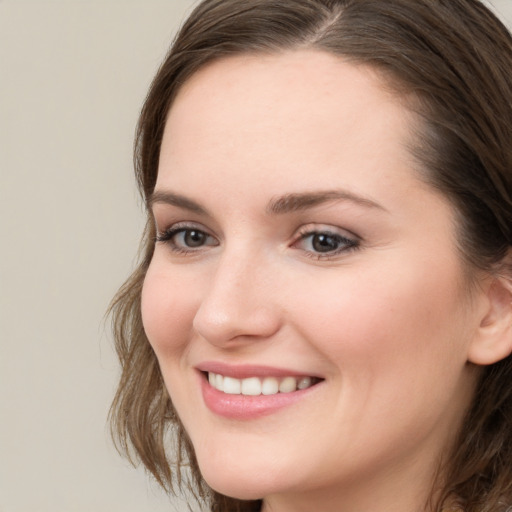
[185,230,205,247]
[312,233,338,253]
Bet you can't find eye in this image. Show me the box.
[156,224,218,253]
[293,228,359,258]
[175,229,210,248]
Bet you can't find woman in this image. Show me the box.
[109,1,512,511]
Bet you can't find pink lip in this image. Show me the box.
[196,361,320,379]
[196,365,323,420]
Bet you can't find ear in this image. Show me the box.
[467,273,512,366]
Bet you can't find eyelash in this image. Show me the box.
[155,223,360,259]
[292,227,360,260]
[155,224,218,255]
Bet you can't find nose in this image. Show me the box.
[192,249,282,347]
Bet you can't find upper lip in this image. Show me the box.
[196,361,323,380]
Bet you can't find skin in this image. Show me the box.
[141,51,488,512]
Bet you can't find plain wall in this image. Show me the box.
[1,1,512,511]
[1,2,196,511]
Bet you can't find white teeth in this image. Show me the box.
[261,377,279,395]
[279,376,297,393]
[241,377,261,396]
[223,376,241,394]
[207,373,316,395]
[215,373,224,391]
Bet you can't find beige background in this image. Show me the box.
[1,1,511,511]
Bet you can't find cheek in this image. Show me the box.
[290,254,469,385]
[140,261,197,359]
[286,260,474,461]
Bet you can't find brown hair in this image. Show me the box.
[110,1,512,511]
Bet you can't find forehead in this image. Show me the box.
[164,50,408,143]
[157,50,421,205]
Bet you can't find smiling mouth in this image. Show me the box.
[206,372,322,396]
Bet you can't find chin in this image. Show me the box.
[202,472,267,501]
[196,455,286,501]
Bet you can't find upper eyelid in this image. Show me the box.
[293,229,359,247]
[155,220,213,235]
[151,208,221,235]
[154,220,361,245]
[293,223,360,241]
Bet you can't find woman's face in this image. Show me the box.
[142,52,484,510]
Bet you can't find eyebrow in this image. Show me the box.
[148,190,209,215]
[148,188,386,216]
[266,190,387,215]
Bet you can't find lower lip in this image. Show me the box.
[200,374,320,420]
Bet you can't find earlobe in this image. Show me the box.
[468,274,512,366]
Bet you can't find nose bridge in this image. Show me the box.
[192,243,280,345]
